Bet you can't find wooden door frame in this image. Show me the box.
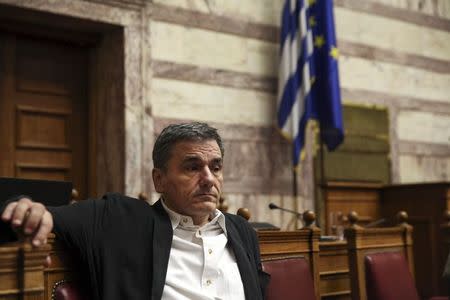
[0,2,151,198]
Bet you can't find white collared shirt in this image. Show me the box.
[161,200,245,300]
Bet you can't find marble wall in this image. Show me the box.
[1,0,448,228]
[148,0,450,227]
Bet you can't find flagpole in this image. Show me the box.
[292,169,298,198]
[319,125,326,187]
[292,167,298,218]
[316,123,326,229]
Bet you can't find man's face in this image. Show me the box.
[152,139,223,222]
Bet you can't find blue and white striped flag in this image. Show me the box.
[277,0,344,167]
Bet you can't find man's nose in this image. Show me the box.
[199,166,214,186]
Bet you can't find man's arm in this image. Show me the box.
[1,197,53,247]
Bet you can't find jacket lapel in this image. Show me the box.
[151,200,173,300]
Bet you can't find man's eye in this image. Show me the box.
[186,165,199,171]
[212,165,222,173]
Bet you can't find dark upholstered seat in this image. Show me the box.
[365,252,420,300]
[52,280,85,300]
[262,256,316,300]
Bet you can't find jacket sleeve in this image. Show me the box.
[48,193,117,252]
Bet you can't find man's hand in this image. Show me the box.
[1,198,53,247]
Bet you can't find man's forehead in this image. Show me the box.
[173,140,222,157]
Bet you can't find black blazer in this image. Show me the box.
[47,193,268,300]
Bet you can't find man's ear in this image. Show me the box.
[152,168,165,193]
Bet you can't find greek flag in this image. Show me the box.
[277,0,344,167]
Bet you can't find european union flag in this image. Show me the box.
[277,0,344,167]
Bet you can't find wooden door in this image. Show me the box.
[0,33,89,199]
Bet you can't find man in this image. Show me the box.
[1,122,268,300]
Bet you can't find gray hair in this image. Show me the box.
[152,122,224,169]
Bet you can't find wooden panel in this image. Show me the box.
[319,242,349,273]
[15,38,82,95]
[322,181,382,235]
[16,164,69,181]
[320,273,351,299]
[319,241,351,299]
[16,106,70,150]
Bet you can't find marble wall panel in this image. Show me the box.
[150,78,275,126]
[151,21,277,76]
[152,60,277,93]
[153,0,283,26]
[153,0,450,35]
[124,107,142,197]
[399,155,450,183]
[375,0,450,19]
[339,56,450,104]
[150,7,450,76]
[154,0,450,27]
[397,111,450,145]
[222,139,293,195]
[398,141,450,156]
[335,7,450,61]
[124,24,146,196]
[0,0,140,25]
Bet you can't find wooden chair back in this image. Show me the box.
[345,210,415,300]
[256,210,321,300]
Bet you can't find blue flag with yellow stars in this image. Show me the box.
[277,0,344,167]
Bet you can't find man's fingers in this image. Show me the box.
[32,211,53,247]
[10,199,34,226]
[44,254,52,268]
[1,201,18,221]
[23,203,46,234]
[1,198,53,248]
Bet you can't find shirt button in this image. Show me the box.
[206,279,212,286]
[198,230,202,236]
[208,249,213,254]
[182,218,188,223]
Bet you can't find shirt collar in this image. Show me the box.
[161,198,227,235]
